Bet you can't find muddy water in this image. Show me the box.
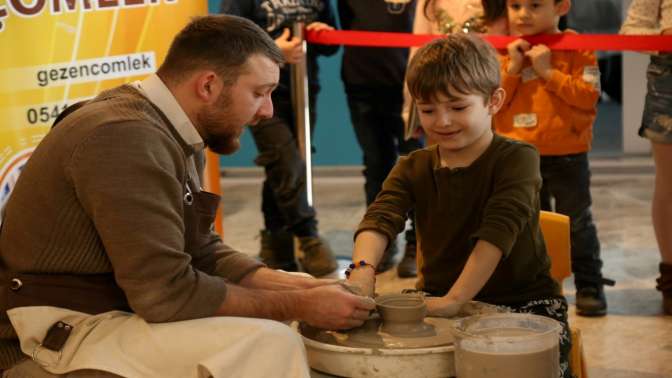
[455,328,559,378]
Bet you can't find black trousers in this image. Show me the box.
[345,85,423,244]
[250,89,318,237]
[540,153,605,288]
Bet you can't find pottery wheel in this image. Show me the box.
[301,314,455,349]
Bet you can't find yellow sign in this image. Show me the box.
[0,0,207,215]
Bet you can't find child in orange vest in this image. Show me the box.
[495,0,614,316]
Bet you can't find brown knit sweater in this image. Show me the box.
[0,86,263,368]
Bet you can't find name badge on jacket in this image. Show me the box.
[514,113,538,128]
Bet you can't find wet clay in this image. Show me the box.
[455,328,560,378]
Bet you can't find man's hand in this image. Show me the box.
[663,27,672,35]
[426,297,464,318]
[275,28,303,64]
[526,44,554,81]
[298,284,375,330]
[507,39,531,75]
[306,22,334,32]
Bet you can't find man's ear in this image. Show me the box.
[556,0,571,17]
[194,71,223,104]
[488,88,506,115]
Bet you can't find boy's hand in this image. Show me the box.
[306,22,334,32]
[426,297,464,318]
[526,44,554,81]
[507,39,530,75]
[275,28,303,64]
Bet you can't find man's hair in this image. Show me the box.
[406,34,500,103]
[157,15,284,85]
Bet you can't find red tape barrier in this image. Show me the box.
[306,30,672,52]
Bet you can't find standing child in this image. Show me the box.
[494,0,614,316]
[621,0,672,315]
[338,0,424,277]
[220,1,339,276]
[348,34,572,378]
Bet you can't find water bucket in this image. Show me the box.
[451,313,561,378]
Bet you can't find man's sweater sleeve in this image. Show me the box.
[69,122,229,323]
[471,145,541,258]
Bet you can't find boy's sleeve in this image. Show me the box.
[499,54,522,108]
[544,50,600,111]
[356,157,415,244]
[471,145,541,258]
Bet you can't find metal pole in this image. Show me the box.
[290,22,313,206]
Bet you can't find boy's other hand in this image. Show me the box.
[507,39,530,75]
[526,44,553,81]
[275,28,303,64]
[306,22,334,32]
[426,297,464,318]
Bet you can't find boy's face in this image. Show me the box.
[507,0,569,36]
[416,89,503,156]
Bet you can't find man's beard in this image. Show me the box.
[197,92,241,155]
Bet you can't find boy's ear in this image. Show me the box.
[555,0,571,17]
[488,88,506,115]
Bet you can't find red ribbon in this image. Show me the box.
[306,30,672,52]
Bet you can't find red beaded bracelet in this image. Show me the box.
[344,260,375,277]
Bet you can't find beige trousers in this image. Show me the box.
[5,306,309,378]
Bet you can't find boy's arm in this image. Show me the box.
[426,240,502,317]
[542,49,601,111]
[348,158,416,296]
[499,55,522,108]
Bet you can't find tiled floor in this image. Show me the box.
[219,156,671,378]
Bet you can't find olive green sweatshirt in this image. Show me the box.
[357,134,560,304]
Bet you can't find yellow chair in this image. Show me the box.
[539,210,587,378]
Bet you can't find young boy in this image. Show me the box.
[494,0,613,316]
[347,34,572,378]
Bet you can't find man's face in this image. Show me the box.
[507,0,566,36]
[416,90,496,156]
[198,54,279,155]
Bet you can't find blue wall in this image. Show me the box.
[208,0,361,167]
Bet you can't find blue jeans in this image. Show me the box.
[250,89,318,237]
[539,153,605,288]
[345,85,423,244]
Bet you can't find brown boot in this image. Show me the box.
[258,230,298,272]
[298,236,338,277]
[397,242,417,278]
[656,262,672,315]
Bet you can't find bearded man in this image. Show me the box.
[0,15,373,378]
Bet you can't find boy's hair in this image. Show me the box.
[406,34,500,103]
[158,15,284,86]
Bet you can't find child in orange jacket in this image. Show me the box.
[494,0,614,317]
